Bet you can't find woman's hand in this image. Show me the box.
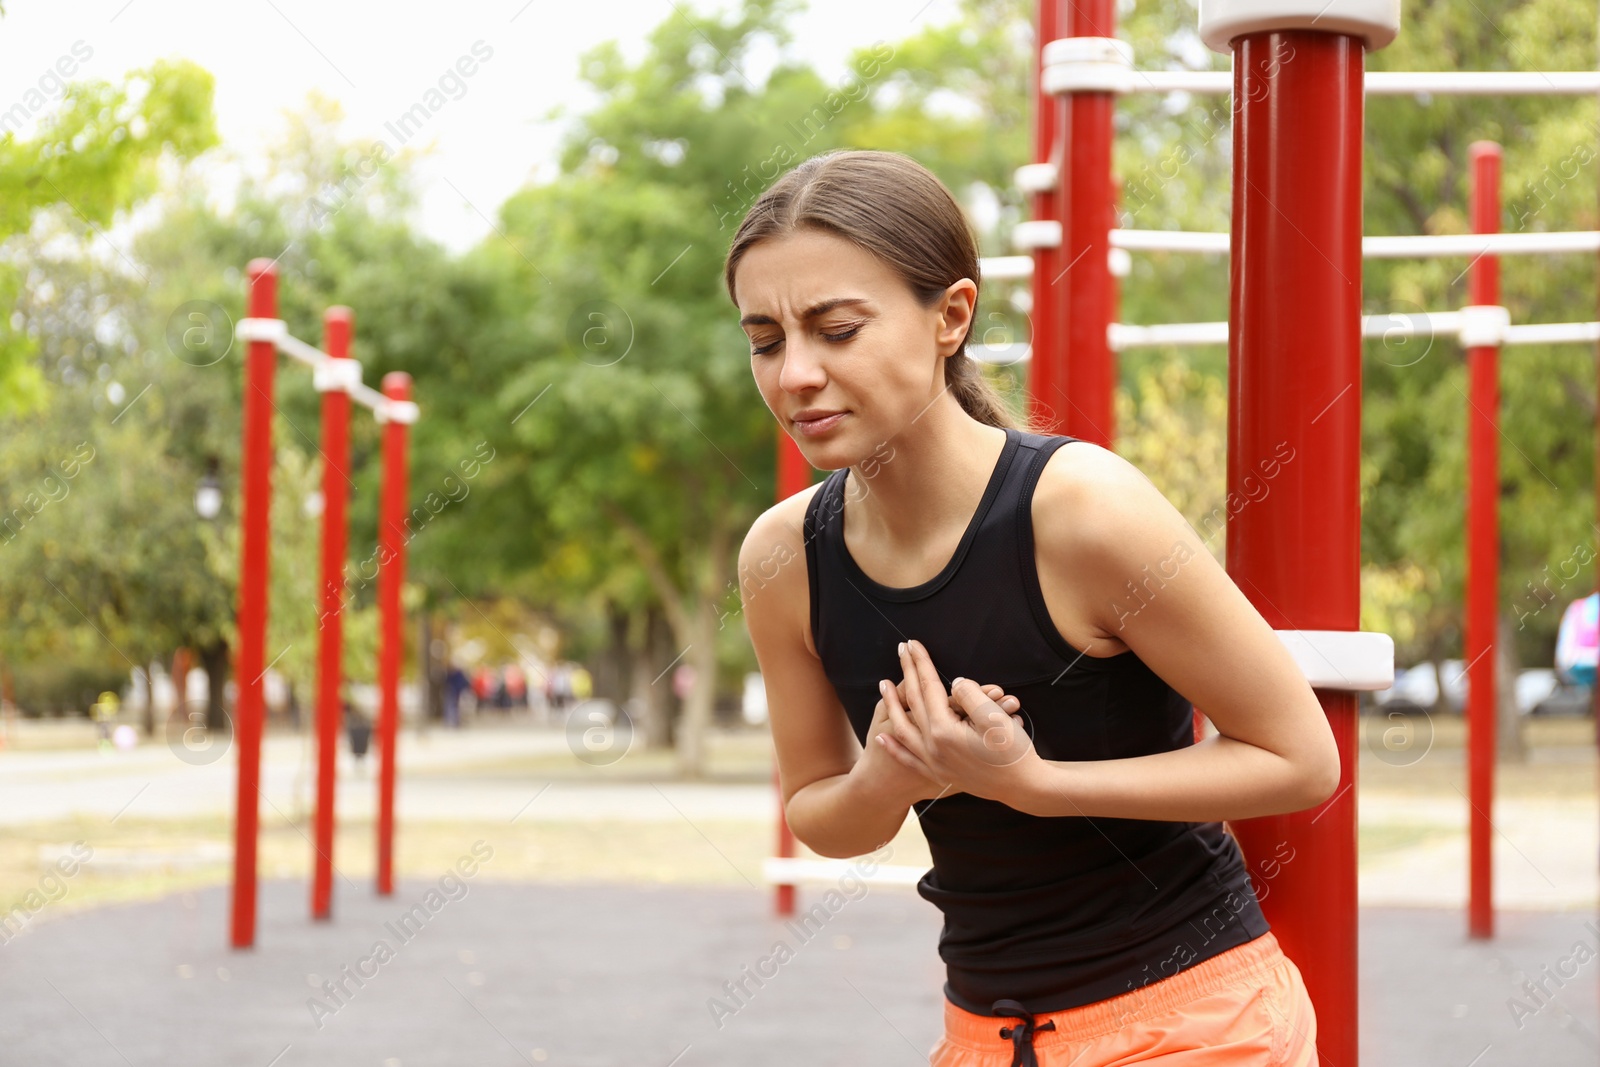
[876,638,1043,808]
[855,674,1022,807]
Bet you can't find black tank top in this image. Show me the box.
[802,426,1271,1016]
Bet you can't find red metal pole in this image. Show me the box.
[230,259,278,949]
[311,307,354,921]
[1223,30,1364,1067]
[1025,0,1065,434]
[1058,0,1116,447]
[376,372,413,896]
[1466,140,1501,940]
[771,429,812,917]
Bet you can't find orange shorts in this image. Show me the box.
[927,930,1317,1066]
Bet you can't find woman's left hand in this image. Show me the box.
[876,638,1043,808]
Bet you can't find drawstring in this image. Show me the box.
[991,998,1056,1067]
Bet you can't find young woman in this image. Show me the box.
[726,149,1339,1066]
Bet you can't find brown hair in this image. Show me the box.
[723,149,1041,433]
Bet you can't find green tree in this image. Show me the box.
[0,58,217,412]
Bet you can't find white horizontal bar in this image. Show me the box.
[1015,162,1059,194]
[381,399,420,425]
[350,382,392,416]
[1363,311,1465,341]
[980,255,1036,280]
[229,317,416,422]
[762,857,925,888]
[1364,231,1600,257]
[313,357,363,394]
[1121,70,1232,94]
[1278,630,1395,691]
[971,312,1600,360]
[1115,70,1600,96]
[1372,70,1600,95]
[1111,321,1229,348]
[1504,321,1600,345]
[235,316,288,344]
[1111,229,1230,254]
[277,331,329,370]
[1013,219,1062,251]
[981,231,1600,282]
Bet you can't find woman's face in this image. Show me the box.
[734,227,973,468]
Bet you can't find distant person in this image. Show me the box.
[553,664,572,712]
[344,700,372,771]
[1556,592,1598,687]
[444,663,470,728]
[494,667,512,710]
[504,664,527,707]
[472,666,494,709]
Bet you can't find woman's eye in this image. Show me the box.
[750,325,859,357]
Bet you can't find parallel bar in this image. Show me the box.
[230,261,277,950]
[350,381,395,415]
[972,314,1600,360]
[1364,231,1600,257]
[981,254,1036,280]
[311,307,353,923]
[1505,322,1600,345]
[1465,141,1501,941]
[277,331,328,369]
[234,318,407,419]
[375,372,413,897]
[1110,229,1230,254]
[984,230,1600,272]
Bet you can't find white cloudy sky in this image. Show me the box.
[0,0,964,254]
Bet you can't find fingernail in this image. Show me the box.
[898,641,906,656]
[951,676,964,687]
[879,680,888,694]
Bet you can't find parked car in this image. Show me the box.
[1438,658,1467,713]
[1513,668,1558,717]
[1530,677,1593,717]
[1373,662,1438,714]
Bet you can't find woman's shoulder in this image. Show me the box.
[738,480,831,657]
[1029,436,1197,587]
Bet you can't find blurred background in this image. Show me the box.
[0,0,1598,1063]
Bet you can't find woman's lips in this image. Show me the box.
[794,411,848,436]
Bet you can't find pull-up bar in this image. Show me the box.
[995,227,1600,264]
[229,259,419,949]
[235,316,418,424]
[967,313,1600,360]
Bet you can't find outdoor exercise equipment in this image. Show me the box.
[228,259,420,949]
[764,1,1600,1060]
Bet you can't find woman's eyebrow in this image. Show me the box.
[740,297,871,328]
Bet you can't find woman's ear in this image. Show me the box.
[935,278,977,357]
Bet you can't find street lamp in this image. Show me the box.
[195,473,222,520]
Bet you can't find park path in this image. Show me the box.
[3,726,1596,908]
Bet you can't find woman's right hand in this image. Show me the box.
[856,678,1022,806]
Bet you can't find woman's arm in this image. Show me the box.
[739,501,920,859]
[741,502,1028,855]
[1004,443,1342,823]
